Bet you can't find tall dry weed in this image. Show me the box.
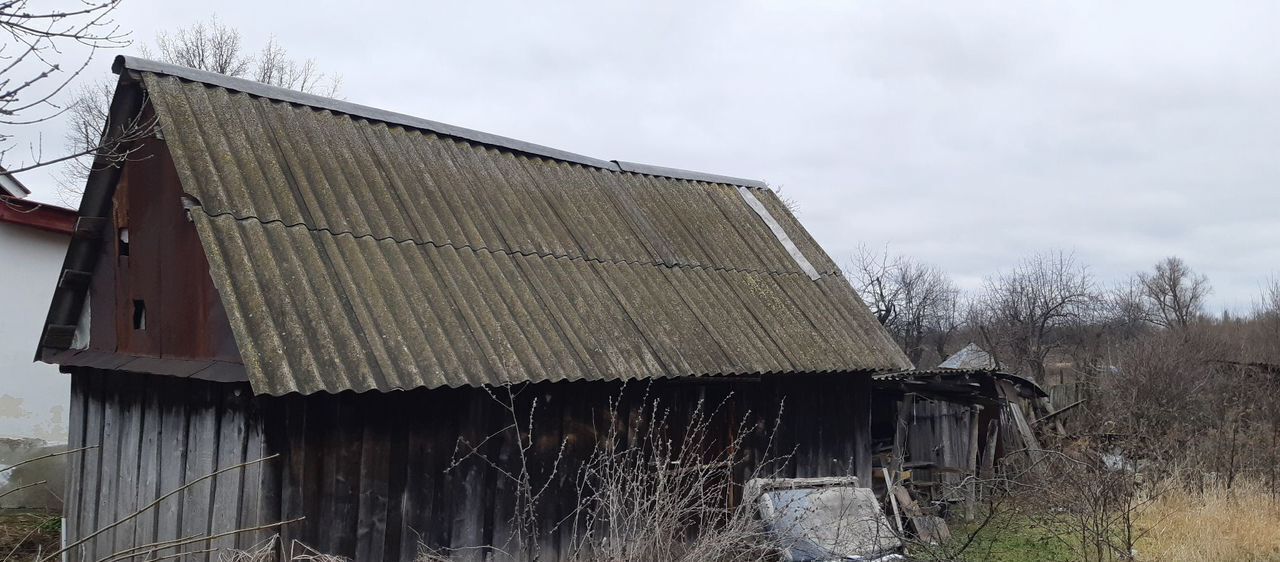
[1137,478,1280,561]
[420,385,791,561]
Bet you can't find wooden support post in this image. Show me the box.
[882,466,904,535]
[891,394,914,478]
[981,419,999,479]
[966,405,982,522]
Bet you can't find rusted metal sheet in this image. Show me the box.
[84,130,240,364]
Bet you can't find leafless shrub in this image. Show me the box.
[559,397,782,562]
[218,535,279,562]
[1015,449,1164,562]
[426,384,791,561]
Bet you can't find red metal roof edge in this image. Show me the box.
[0,196,77,235]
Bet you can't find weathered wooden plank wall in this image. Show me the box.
[64,369,270,562]
[265,374,873,561]
[67,369,874,562]
[905,399,977,487]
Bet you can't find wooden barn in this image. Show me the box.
[36,56,911,561]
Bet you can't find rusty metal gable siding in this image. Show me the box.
[134,69,909,395]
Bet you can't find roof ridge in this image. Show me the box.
[116,55,768,189]
[198,209,837,278]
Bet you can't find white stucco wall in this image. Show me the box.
[0,221,70,442]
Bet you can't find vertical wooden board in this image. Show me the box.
[775,383,799,479]
[450,390,487,561]
[211,387,248,553]
[299,394,334,552]
[239,393,271,546]
[113,376,144,553]
[529,385,564,562]
[814,382,834,477]
[428,388,461,554]
[355,396,392,562]
[272,394,308,555]
[554,384,588,558]
[80,375,104,559]
[835,379,859,477]
[329,394,364,557]
[981,420,1000,479]
[94,372,123,557]
[851,377,873,485]
[134,378,163,550]
[485,392,520,558]
[315,397,341,554]
[380,393,411,562]
[737,383,769,485]
[712,384,740,507]
[939,403,954,471]
[156,376,191,547]
[119,146,159,356]
[181,383,219,562]
[64,371,88,560]
[798,384,822,479]
[398,389,436,560]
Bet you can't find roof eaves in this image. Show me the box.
[114,55,768,189]
[0,167,31,197]
[0,196,76,235]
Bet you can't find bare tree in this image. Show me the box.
[59,15,341,193]
[849,245,961,366]
[1264,277,1280,317]
[925,285,965,363]
[151,16,250,76]
[972,251,1098,380]
[1130,256,1211,330]
[0,0,128,169]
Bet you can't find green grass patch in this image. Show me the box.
[944,514,1075,562]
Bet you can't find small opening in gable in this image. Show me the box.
[118,227,130,256]
[132,300,146,330]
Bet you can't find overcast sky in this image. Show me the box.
[8,0,1278,312]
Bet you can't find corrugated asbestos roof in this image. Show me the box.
[936,343,999,371]
[123,56,909,394]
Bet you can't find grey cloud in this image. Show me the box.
[8,0,1276,312]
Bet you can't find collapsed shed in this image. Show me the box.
[37,56,911,561]
[871,344,1047,511]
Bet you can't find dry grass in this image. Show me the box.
[1136,479,1280,561]
[0,511,60,561]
